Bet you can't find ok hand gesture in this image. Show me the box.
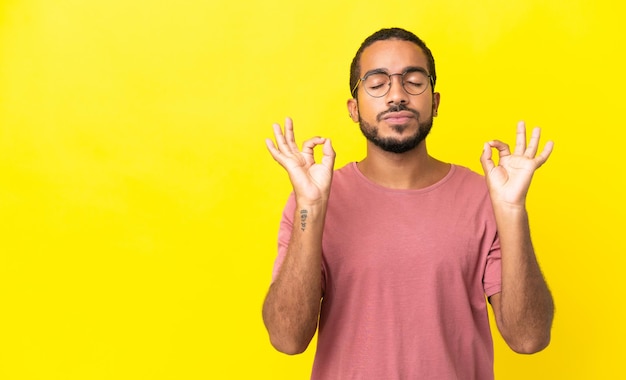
[480,121,553,208]
[266,118,336,204]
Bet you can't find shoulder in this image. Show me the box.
[445,165,492,204]
[329,162,360,188]
[450,165,486,188]
[333,162,358,177]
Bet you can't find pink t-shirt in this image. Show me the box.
[273,163,502,380]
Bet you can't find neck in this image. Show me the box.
[357,141,450,190]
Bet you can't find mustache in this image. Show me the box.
[376,104,420,122]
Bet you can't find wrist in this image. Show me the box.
[294,194,329,209]
[293,200,328,233]
[492,201,529,225]
[490,194,528,213]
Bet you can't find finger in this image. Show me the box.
[534,140,554,168]
[271,122,291,154]
[524,127,542,158]
[321,138,336,169]
[513,121,527,156]
[284,117,300,153]
[301,136,325,156]
[480,142,495,175]
[265,137,284,163]
[487,140,511,158]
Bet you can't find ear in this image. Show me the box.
[347,98,359,122]
[432,92,441,117]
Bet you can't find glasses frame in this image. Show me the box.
[351,69,434,98]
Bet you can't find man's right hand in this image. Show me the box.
[265,117,336,204]
[263,118,333,353]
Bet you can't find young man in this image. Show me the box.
[262,28,554,379]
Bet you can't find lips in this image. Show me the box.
[383,111,415,119]
[381,111,416,123]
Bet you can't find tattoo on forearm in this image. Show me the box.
[300,209,308,231]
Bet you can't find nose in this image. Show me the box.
[386,73,409,104]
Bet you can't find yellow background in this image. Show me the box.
[1,0,624,378]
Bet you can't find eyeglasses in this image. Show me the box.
[351,69,433,98]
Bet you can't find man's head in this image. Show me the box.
[347,28,440,154]
[350,28,437,98]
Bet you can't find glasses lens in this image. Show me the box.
[402,71,429,95]
[361,71,430,97]
[362,73,391,98]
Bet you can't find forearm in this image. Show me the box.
[262,201,326,355]
[493,204,554,353]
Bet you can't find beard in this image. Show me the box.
[358,104,433,154]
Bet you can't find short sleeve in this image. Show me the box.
[483,232,502,297]
[271,193,296,282]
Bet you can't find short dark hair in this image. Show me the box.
[350,28,437,98]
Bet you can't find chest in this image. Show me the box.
[322,191,489,290]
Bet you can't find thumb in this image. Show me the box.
[321,138,336,169]
[480,142,495,175]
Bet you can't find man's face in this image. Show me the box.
[347,39,440,153]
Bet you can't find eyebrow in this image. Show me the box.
[362,66,429,78]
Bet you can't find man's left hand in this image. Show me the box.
[480,121,554,208]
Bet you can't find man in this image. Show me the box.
[262,27,554,379]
